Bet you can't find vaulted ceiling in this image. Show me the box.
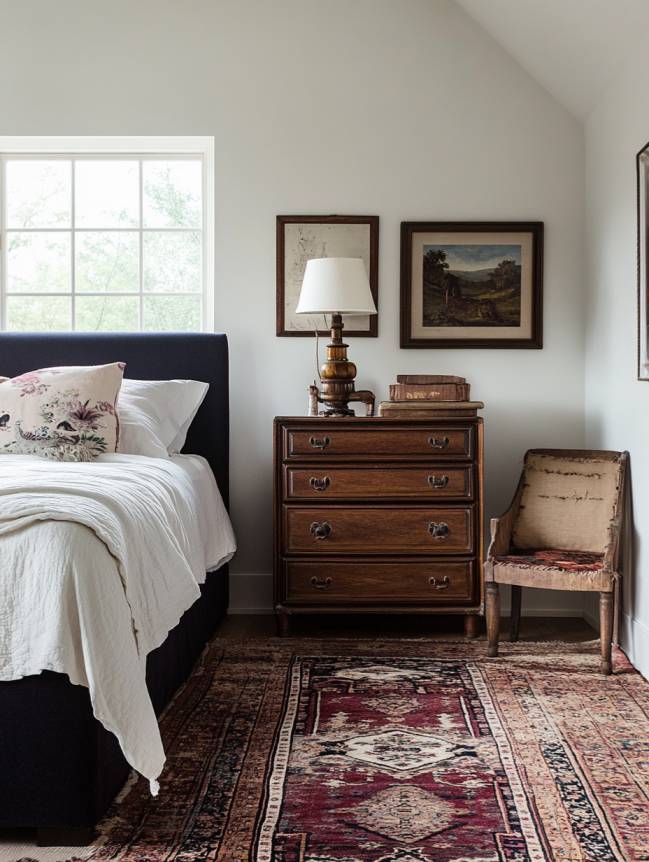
[455,0,649,118]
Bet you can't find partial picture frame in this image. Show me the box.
[637,140,649,379]
[400,221,543,349]
[276,215,379,337]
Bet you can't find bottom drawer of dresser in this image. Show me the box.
[282,559,476,604]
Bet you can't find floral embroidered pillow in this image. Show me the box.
[0,363,125,461]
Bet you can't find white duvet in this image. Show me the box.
[0,453,236,792]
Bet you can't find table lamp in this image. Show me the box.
[296,257,377,416]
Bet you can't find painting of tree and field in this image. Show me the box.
[422,243,522,327]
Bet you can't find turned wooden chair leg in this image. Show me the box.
[613,578,621,646]
[486,581,500,657]
[600,591,614,675]
[510,585,522,642]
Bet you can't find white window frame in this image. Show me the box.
[0,136,214,332]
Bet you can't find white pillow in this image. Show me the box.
[117,379,209,458]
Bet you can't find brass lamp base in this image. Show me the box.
[312,313,375,417]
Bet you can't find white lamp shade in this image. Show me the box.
[295,257,377,315]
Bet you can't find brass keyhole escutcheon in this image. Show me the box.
[428,522,449,539]
[429,576,450,590]
[309,435,331,450]
[427,475,449,489]
[428,436,449,449]
[310,521,332,540]
[310,576,333,590]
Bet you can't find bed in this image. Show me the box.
[0,332,231,845]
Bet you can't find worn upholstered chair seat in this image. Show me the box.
[493,548,609,590]
[484,449,629,675]
[496,548,604,571]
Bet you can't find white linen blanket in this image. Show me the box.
[0,454,236,792]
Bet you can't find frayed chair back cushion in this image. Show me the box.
[0,363,124,461]
[512,453,621,553]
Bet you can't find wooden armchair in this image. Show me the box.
[484,449,629,674]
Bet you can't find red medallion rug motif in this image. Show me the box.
[40,639,649,862]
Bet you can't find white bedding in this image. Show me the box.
[0,453,236,792]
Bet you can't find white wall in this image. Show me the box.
[585,56,649,672]
[1,0,586,615]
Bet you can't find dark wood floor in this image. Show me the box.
[217,613,597,642]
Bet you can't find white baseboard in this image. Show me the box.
[620,612,649,678]
[228,607,274,615]
[581,605,649,679]
[517,607,591,618]
[228,573,273,614]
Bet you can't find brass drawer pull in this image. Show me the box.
[309,476,331,492]
[428,521,449,539]
[428,436,449,449]
[310,576,333,590]
[309,435,331,450]
[310,521,332,540]
[429,575,450,590]
[427,474,449,489]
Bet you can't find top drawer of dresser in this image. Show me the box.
[282,425,474,461]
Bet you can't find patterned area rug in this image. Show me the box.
[16,638,649,862]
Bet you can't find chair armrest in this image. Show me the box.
[603,452,629,574]
[485,467,525,562]
[603,514,623,573]
[486,506,517,559]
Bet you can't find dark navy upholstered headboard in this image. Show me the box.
[0,333,229,505]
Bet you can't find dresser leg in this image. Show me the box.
[276,612,291,638]
[464,614,479,638]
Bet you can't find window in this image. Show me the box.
[0,137,213,332]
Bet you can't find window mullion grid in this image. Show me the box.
[70,158,76,331]
[0,148,209,333]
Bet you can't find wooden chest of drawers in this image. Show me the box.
[273,416,484,635]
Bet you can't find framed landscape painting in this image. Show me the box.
[276,215,379,337]
[400,221,543,348]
